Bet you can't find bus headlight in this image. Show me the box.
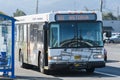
[93,54,104,59]
[48,56,62,60]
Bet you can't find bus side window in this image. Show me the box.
[16,25,20,42]
[19,25,24,42]
[37,23,45,43]
[37,30,43,43]
[30,24,34,42]
[30,24,39,43]
[24,24,27,42]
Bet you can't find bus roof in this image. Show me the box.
[15,11,102,24]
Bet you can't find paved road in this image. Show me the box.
[1,43,120,80]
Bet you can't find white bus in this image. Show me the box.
[15,11,105,74]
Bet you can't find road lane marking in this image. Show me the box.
[95,71,119,77]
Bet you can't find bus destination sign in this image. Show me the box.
[55,13,97,21]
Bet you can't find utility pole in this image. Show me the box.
[100,0,103,12]
[36,0,39,14]
[117,6,119,20]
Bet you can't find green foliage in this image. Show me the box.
[118,15,120,20]
[102,12,117,20]
[0,11,6,15]
[13,9,26,17]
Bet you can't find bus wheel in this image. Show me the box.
[40,64,47,74]
[86,68,95,74]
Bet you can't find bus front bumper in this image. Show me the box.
[48,61,105,70]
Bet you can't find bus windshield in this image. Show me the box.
[50,21,103,48]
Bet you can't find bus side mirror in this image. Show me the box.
[43,22,48,30]
[106,32,111,38]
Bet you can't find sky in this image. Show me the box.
[0,0,120,16]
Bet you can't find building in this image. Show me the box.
[103,20,120,33]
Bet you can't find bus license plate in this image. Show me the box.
[74,63,80,67]
[74,55,81,60]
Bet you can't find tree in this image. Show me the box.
[84,6,89,11]
[13,9,26,17]
[102,12,117,20]
[0,11,6,15]
[117,15,120,20]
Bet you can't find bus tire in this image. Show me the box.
[40,64,47,74]
[86,68,95,74]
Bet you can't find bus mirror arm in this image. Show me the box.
[43,22,49,30]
